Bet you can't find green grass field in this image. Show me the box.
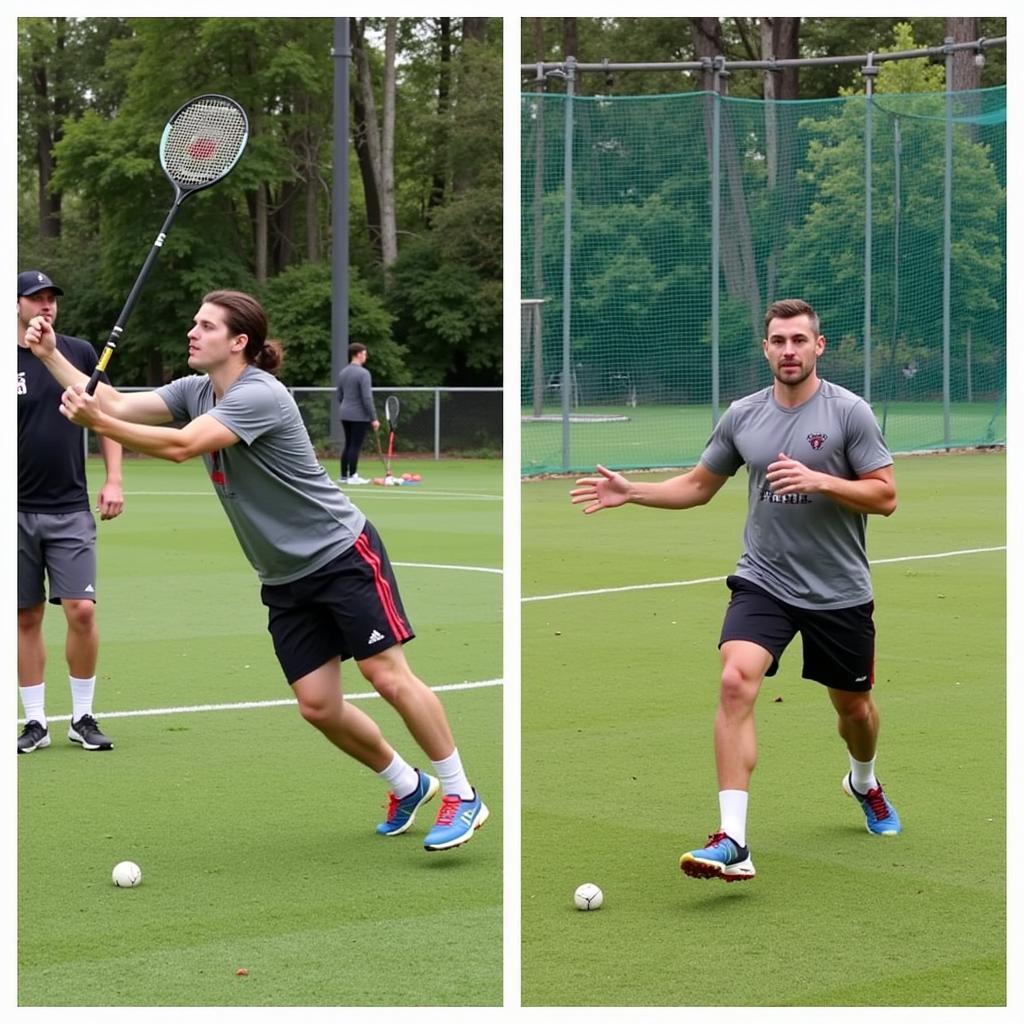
[521,451,1005,1006]
[18,457,502,1007]
[522,401,1006,475]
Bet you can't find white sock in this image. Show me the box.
[377,751,419,798]
[19,683,47,729]
[849,754,878,794]
[431,747,473,800]
[69,675,96,722]
[719,789,749,848]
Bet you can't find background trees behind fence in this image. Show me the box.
[18,17,502,390]
[520,20,1005,473]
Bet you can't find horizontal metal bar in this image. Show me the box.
[520,36,1005,76]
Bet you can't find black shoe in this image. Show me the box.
[18,720,51,754]
[68,714,113,751]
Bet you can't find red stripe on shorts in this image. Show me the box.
[354,532,411,642]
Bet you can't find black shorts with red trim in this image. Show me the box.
[718,575,876,692]
[260,520,415,684]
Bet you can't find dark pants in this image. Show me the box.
[340,420,370,477]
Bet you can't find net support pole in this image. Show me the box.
[942,37,954,448]
[560,56,576,471]
[434,390,441,460]
[710,58,724,426]
[862,56,877,403]
[330,19,351,449]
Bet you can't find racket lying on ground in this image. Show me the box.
[85,94,249,395]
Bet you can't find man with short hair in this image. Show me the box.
[336,342,379,485]
[571,298,901,881]
[17,270,124,753]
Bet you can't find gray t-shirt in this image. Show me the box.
[337,362,377,422]
[700,379,892,609]
[156,366,366,585]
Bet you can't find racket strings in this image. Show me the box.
[162,99,247,186]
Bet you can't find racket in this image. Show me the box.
[384,395,400,480]
[86,94,249,394]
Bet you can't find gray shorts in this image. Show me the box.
[18,510,98,607]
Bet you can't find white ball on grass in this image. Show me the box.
[574,882,603,910]
[112,860,142,888]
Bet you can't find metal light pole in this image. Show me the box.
[331,19,351,448]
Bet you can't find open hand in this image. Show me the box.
[570,464,630,515]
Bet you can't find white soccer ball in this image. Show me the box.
[574,882,603,910]
[112,860,142,888]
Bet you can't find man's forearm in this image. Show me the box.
[90,411,193,463]
[98,435,124,484]
[818,475,896,516]
[626,471,716,510]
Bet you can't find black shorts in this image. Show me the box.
[260,520,415,684]
[718,575,875,692]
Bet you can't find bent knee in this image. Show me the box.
[719,661,762,705]
[17,604,45,631]
[62,600,97,632]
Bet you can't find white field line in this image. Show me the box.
[523,545,1005,603]
[27,678,503,726]
[394,562,502,575]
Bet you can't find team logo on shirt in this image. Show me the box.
[806,433,828,451]
[17,371,27,395]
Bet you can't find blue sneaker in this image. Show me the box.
[680,832,756,881]
[376,770,439,836]
[843,773,902,835]
[423,790,489,851]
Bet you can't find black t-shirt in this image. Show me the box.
[18,334,100,514]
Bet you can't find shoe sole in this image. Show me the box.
[680,854,756,882]
[842,775,900,835]
[18,734,51,754]
[424,802,490,852]
[68,732,113,751]
[378,775,440,837]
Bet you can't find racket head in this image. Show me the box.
[160,94,249,197]
[385,395,400,430]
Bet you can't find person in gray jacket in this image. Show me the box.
[337,343,379,485]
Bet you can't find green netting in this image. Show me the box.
[521,86,1006,475]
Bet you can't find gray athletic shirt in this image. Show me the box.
[156,366,366,585]
[700,379,892,609]
[337,361,377,422]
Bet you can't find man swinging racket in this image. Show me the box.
[571,299,901,881]
[24,290,488,852]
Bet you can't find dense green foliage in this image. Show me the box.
[521,20,1006,474]
[18,17,502,387]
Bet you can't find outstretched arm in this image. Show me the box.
[766,453,897,516]
[59,384,239,464]
[570,462,730,515]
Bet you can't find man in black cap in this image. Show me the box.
[17,270,124,753]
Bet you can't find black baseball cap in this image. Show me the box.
[17,270,64,297]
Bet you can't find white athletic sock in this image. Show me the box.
[69,675,96,722]
[19,683,47,729]
[431,747,474,800]
[377,751,419,798]
[719,789,749,849]
[848,754,878,794]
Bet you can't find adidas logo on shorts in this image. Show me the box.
[368,629,385,644]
